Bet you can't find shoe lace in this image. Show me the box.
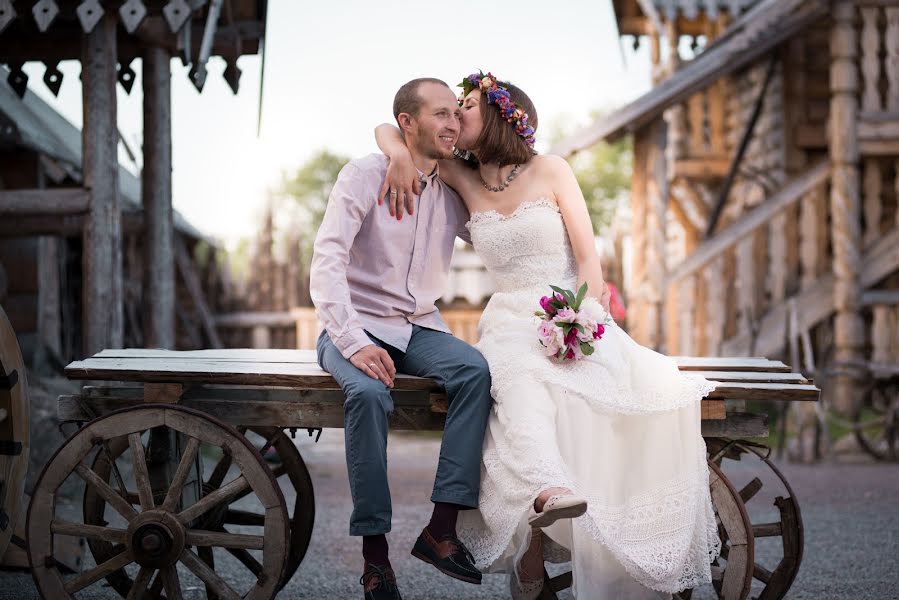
[360,564,397,592]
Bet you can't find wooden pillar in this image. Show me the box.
[829,2,865,414]
[142,46,175,349]
[628,129,649,342]
[81,11,122,356]
[644,121,668,351]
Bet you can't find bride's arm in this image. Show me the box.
[544,155,612,313]
[374,123,421,219]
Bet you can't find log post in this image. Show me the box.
[644,121,668,351]
[81,11,122,356]
[142,45,175,349]
[829,2,865,414]
[628,128,649,342]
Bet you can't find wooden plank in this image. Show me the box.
[81,10,123,356]
[142,44,175,349]
[143,383,183,403]
[688,371,810,383]
[706,382,820,401]
[0,188,89,215]
[176,241,222,348]
[702,400,726,420]
[64,358,440,391]
[701,412,769,438]
[215,311,297,328]
[671,356,791,371]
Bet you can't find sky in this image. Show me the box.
[22,0,653,247]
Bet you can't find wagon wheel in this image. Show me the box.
[0,304,29,559]
[83,425,314,596]
[852,378,898,461]
[678,439,804,600]
[27,405,289,599]
[674,458,755,600]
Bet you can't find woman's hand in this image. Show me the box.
[374,123,420,220]
[378,154,421,220]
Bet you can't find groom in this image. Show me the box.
[310,78,492,600]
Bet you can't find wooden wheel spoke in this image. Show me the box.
[206,451,234,490]
[231,464,285,505]
[225,545,264,577]
[64,549,133,594]
[178,475,249,524]
[75,463,138,521]
[147,569,165,599]
[160,565,183,600]
[752,522,783,537]
[738,477,763,503]
[99,439,131,499]
[51,520,127,543]
[125,566,155,600]
[753,561,773,583]
[257,430,282,458]
[224,508,266,527]
[179,548,242,600]
[128,432,155,510]
[187,529,264,550]
[160,436,201,512]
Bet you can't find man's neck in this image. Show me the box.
[408,145,437,176]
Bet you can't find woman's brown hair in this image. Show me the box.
[472,81,538,166]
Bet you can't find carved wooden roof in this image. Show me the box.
[0,0,266,97]
[552,0,829,157]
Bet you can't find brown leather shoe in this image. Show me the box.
[360,563,402,600]
[410,527,482,584]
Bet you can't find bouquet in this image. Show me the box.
[535,283,612,362]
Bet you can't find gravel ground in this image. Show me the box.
[2,429,897,599]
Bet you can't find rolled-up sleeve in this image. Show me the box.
[310,163,373,359]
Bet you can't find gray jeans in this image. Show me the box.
[316,325,492,536]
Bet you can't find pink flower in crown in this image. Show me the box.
[538,321,564,356]
[480,75,494,89]
[553,307,577,324]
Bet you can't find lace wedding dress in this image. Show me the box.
[455,198,721,599]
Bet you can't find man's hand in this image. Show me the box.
[350,344,396,388]
[378,155,421,220]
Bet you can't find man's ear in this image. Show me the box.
[396,112,415,136]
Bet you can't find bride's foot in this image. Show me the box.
[511,529,544,600]
[528,487,588,528]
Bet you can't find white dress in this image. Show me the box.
[456,198,721,599]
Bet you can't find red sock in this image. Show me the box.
[362,534,390,568]
[426,502,461,539]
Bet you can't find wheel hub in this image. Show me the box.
[127,510,184,568]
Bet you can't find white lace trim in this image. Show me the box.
[465,196,559,229]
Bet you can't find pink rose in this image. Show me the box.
[594,324,606,340]
[538,321,564,356]
[553,307,577,324]
[563,327,578,346]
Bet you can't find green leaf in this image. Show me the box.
[580,341,595,355]
[574,282,588,309]
[571,323,585,334]
[535,311,546,317]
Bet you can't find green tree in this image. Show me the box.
[276,149,350,260]
[547,112,632,233]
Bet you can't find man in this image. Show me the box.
[310,78,492,600]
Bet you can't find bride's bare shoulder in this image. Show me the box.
[530,153,572,175]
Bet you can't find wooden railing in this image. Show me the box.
[663,161,832,357]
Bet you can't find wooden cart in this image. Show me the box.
[25,348,819,600]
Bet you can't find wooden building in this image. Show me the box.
[553,0,899,414]
[0,0,267,361]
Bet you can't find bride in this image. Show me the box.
[375,72,720,599]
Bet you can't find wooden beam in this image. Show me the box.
[81,11,123,356]
[142,45,175,349]
[0,188,89,215]
[175,242,222,348]
[666,161,830,286]
[673,157,731,179]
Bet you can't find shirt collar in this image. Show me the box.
[416,163,440,190]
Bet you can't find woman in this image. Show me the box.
[375,72,720,599]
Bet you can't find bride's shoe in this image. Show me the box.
[510,574,544,600]
[527,494,588,528]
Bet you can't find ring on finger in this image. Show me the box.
[390,190,397,196]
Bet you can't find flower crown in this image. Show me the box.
[458,70,536,148]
